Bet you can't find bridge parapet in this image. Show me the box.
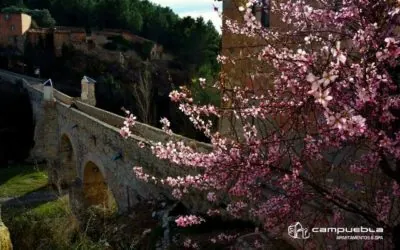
[54,89,74,105]
[74,100,211,151]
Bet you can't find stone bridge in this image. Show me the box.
[0,69,210,213]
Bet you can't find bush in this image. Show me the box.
[132,41,154,60]
[108,36,134,49]
[103,36,135,52]
[102,42,118,51]
[2,197,108,250]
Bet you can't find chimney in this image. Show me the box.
[81,76,96,106]
[43,79,54,102]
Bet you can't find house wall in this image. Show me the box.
[26,29,51,46]
[218,0,320,134]
[0,13,31,49]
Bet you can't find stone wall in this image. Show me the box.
[56,101,164,211]
[73,100,211,151]
[23,82,47,161]
[53,89,74,105]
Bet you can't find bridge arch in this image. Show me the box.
[82,159,117,209]
[58,133,78,187]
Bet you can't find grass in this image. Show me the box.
[0,164,131,249]
[0,164,48,197]
[30,195,70,218]
[2,196,108,250]
[0,164,107,250]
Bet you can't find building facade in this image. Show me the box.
[218,0,275,134]
[0,13,32,51]
[218,0,322,134]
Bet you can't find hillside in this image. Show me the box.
[2,0,221,78]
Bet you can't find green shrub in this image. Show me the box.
[1,6,56,27]
[103,36,135,52]
[103,42,118,51]
[108,36,134,49]
[131,40,154,60]
[2,197,107,250]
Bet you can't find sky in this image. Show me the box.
[149,0,223,32]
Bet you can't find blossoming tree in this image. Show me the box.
[121,0,400,248]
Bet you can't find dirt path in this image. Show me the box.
[0,190,61,207]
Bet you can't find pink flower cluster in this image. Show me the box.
[183,238,199,249]
[120,0,400,246]
[175,215,205,227]
[374,190,392,223]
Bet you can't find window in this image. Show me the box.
[4,14,10,21]
[10,25,15,31]
[252,0,270,27]
[222,0,231,8]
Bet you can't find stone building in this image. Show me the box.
[27,26,86,56]
[217,0,324,134]
[53,26,87,56]
[0,12,32,52]
[0,12,163,62]
[217,0,275,134]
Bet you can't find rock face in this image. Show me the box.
[0,207,13,250]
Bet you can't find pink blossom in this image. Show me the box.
[119,127,132,138]
[198,77,206,88]
[314,88,333,107]
[172,188,183,199]
[160,117,172,135]
[169,90,186,102]
[183,238,199,249]
[319,71,338,87]
[119,1,400,247]
[384,37,397,47]
[175,215,205,227]
[393,182,400,197]
[375,190,392,223]
[206,192,217,202]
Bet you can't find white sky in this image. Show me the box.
[149,0,223,32]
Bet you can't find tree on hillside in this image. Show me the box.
[129,61,154,125]
[169,17,220,75]
[21,0,221,80]
[138,1,179,44]
[0,0,23,8]
[96,0,143,32]
[121,0,400,249]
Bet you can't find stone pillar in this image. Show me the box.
[81,76,96,106]
[26,81,58,163]
[42,91,60,187]
[27,81,59,186]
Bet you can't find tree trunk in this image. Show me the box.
[393,224,400,250]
